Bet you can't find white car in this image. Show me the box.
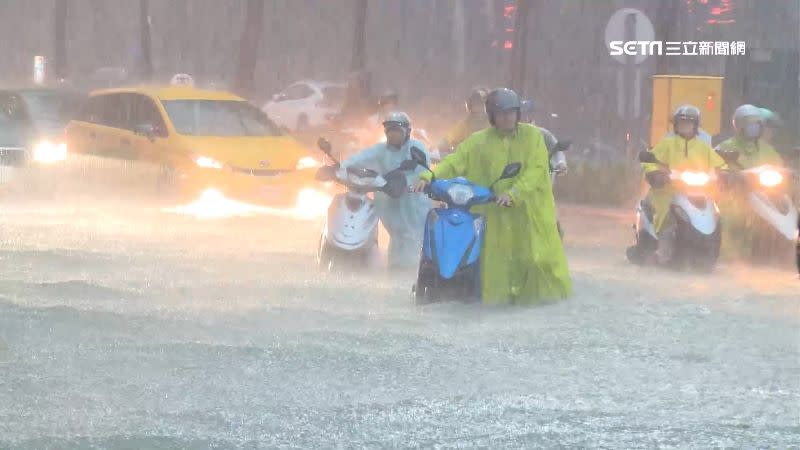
[262,80,346,132]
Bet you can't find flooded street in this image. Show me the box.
[0,199,797,448]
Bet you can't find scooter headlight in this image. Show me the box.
[447,184,474,206]
[348,172,375,187]
[679,171,710,187]
[758,169,783,187]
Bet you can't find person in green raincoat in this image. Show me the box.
[627,105,726,265]
[716,105,784,169]
[435,88,489,159]
[339,111,432,269]
[715,104,786,259]
[413,88,571,305]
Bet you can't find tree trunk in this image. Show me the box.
[351,0,368,71]
[234,0,265,98]
[509,0,530,95]
[139,0,153,81]
[53,0,68,81]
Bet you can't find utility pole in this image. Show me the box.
[509,0,531,96]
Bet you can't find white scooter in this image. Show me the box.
[627,150,722,272]
[717,150,798,262]
[313,138,417,271]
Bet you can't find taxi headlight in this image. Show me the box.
[195,155,224,169]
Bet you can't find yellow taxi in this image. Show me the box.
[65,85,328,211]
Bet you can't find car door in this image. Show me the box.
[67,95,103,156]
[97,93,137,160]
[127,93,169,164]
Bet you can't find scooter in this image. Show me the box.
[627,150,722,272]
[405,147,522,304]
[716,150,798,263]
[313,138,417,271]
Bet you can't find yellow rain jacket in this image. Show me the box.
[443,114,489,149]
[420,124,571,305]
[643,135,726,232]
[716,136,783,169]
[715,136,784,258]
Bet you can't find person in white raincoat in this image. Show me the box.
[339,112,432,269]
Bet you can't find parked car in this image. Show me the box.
[262,80,346,132]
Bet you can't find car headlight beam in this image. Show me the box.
[195,155,224,169]
[33,140,67,164]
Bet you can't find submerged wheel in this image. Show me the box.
[415,260,437,305]
[317,238,335,271]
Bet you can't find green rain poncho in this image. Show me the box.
[643,135,726,232]
[340,139,433,269]
[421,123,572,305]
[715,135,785,258]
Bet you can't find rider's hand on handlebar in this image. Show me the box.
[411,179,429,193]
[495,193,514,207]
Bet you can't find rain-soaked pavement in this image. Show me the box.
[0,194,797,448]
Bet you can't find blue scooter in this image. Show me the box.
[406,147,521,304]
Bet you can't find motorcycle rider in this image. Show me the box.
[436,88,489,158]
[627,104,726,265]
[715,105,786,259]
[716,104,784,169]
[412,88,571,304]
[339,112,432,269]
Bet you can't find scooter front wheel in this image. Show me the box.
[415,261,437,305]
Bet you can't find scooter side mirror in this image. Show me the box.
[409,146,429,169]
[398,159,418,171]
[381,170,408,199]
[317,137,333,155]
[499,162,522,180]
[718,149,741,164]
[638,151,659,164]
[314,165,337,182]
[553,140,571,153]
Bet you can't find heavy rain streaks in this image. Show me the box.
[0,0,798,448]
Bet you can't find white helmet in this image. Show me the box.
[170,73,195,87]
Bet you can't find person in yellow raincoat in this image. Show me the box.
[627,105,726,265]
[413,88,571,305]
[435,88,489,159]
[715,104,786,259]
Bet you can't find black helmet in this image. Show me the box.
[672,104,701,136]
[485,88,521,126]
[465,88,488,114]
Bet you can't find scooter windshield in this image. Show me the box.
[431,178,493,207]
